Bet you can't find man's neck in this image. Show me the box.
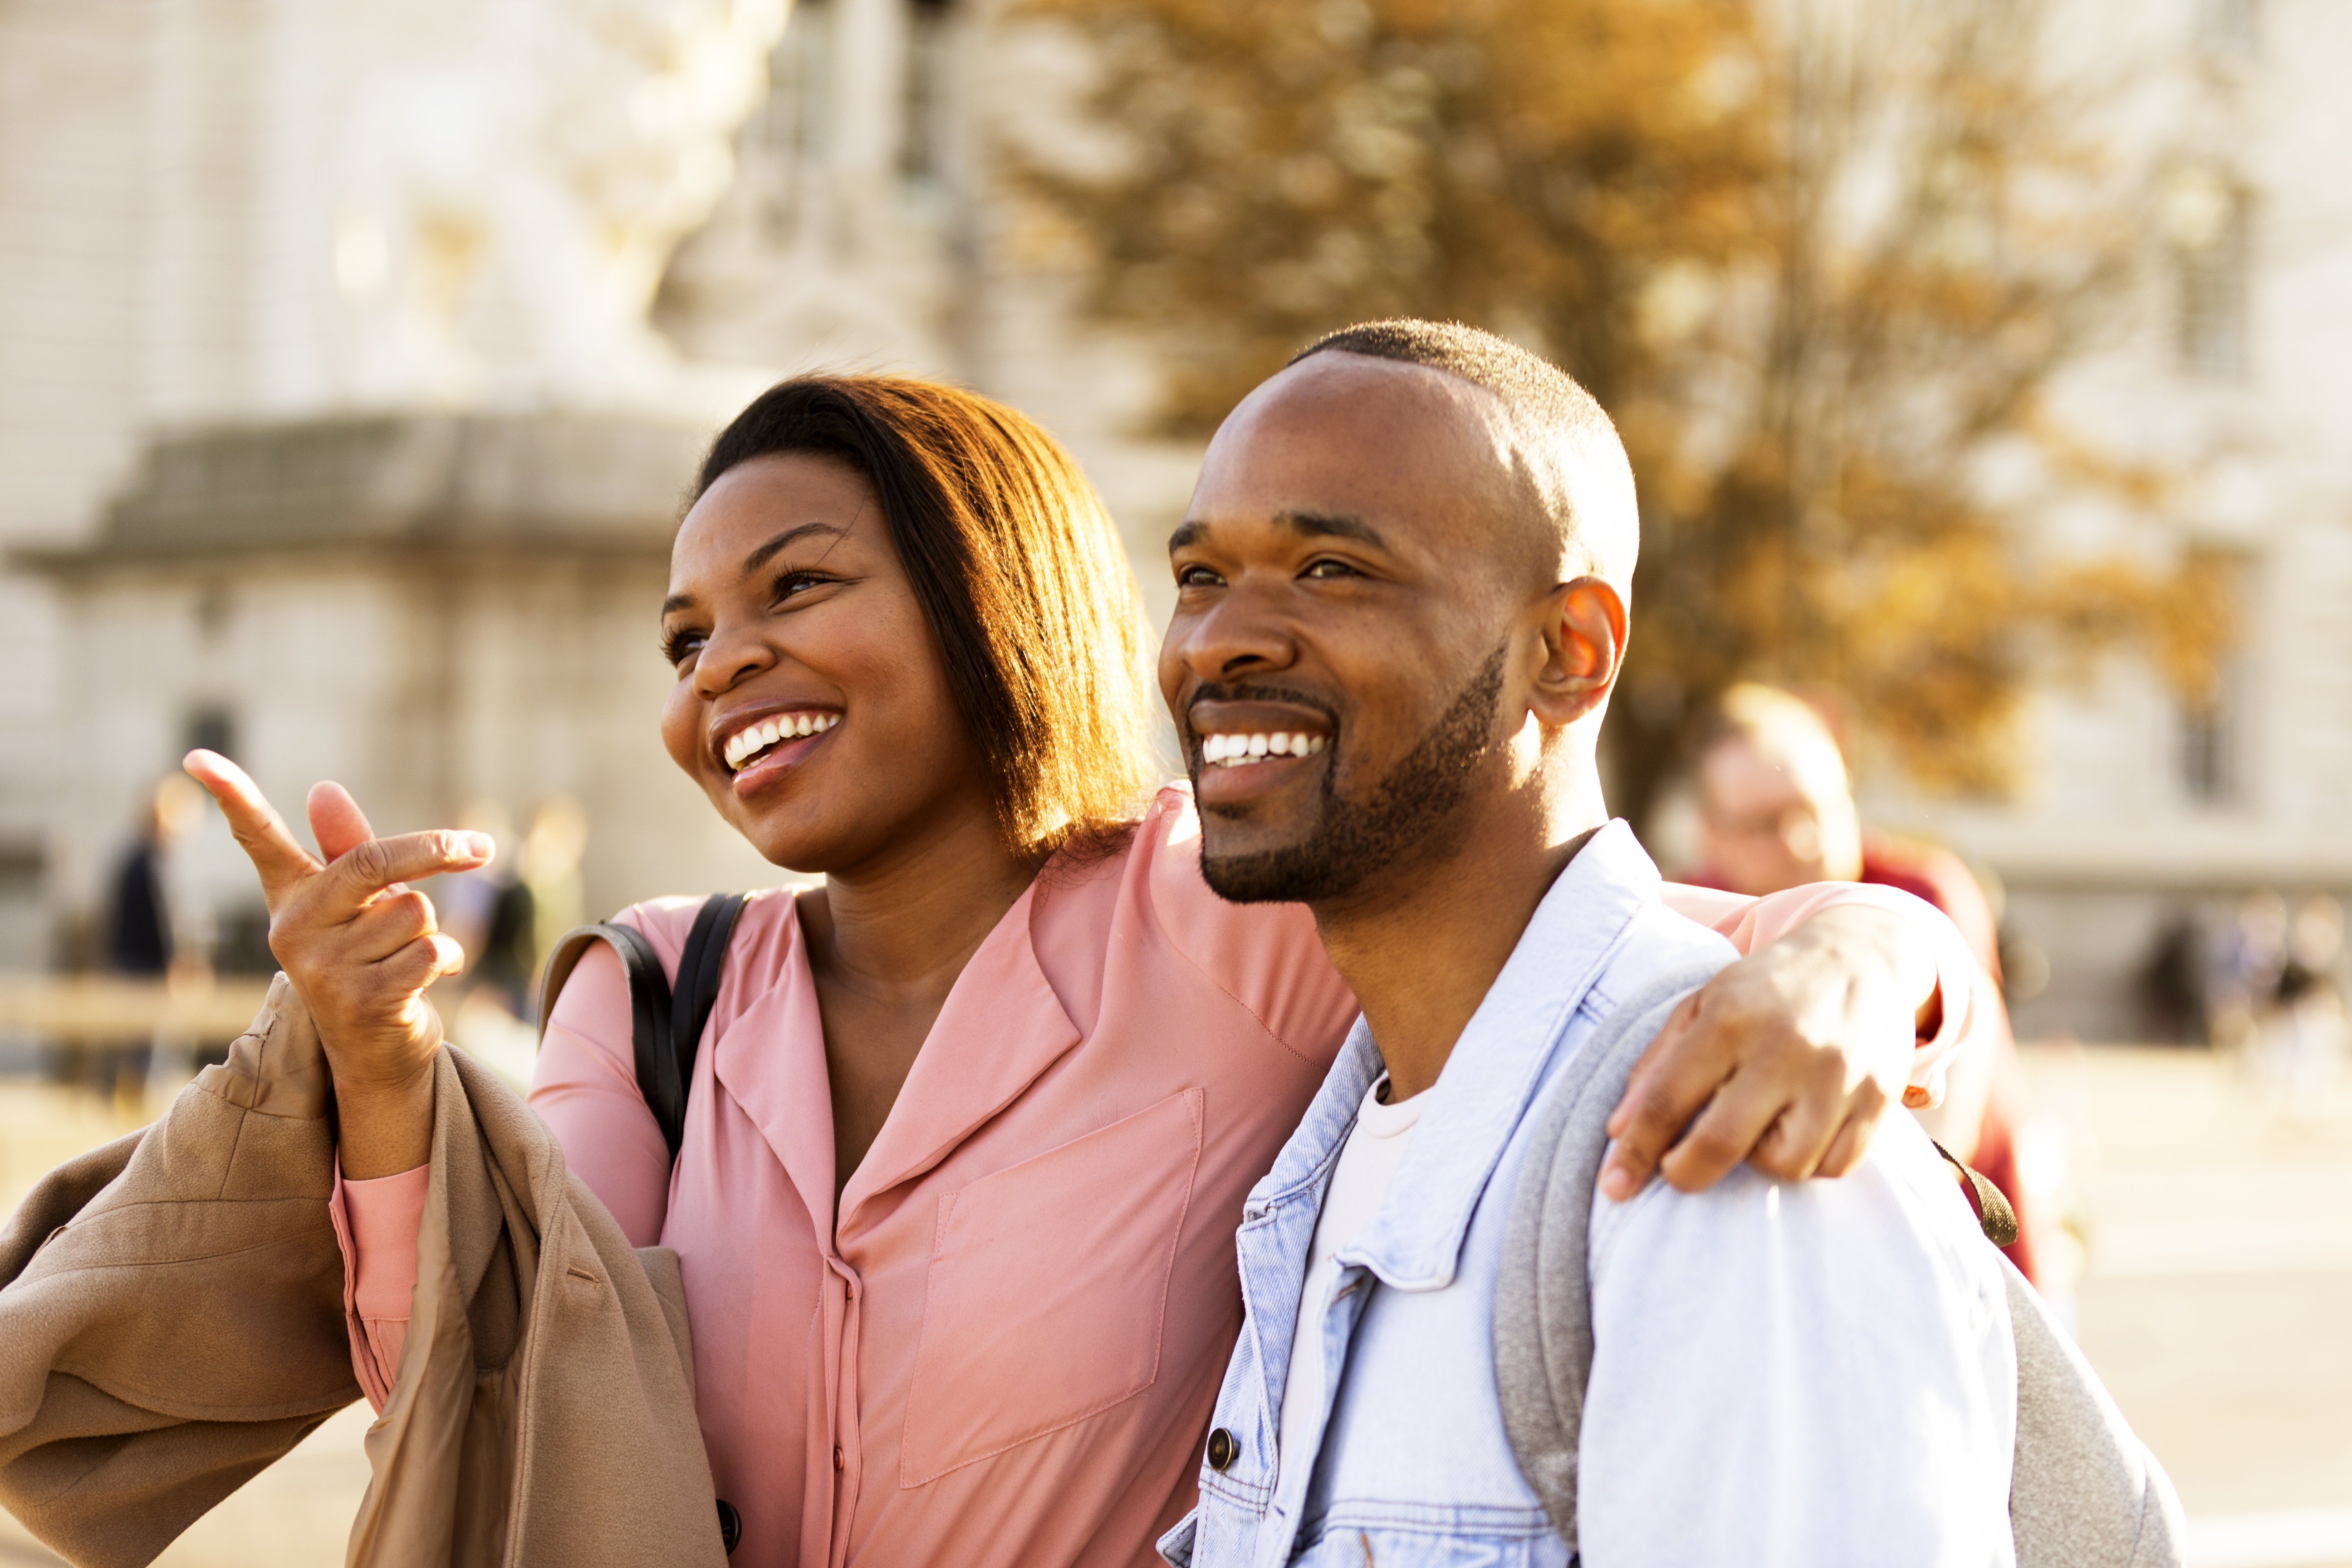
[1311,793,1606,1102]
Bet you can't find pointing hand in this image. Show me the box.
[183,749,494,1174]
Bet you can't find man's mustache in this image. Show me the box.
[1182,682,1344,735]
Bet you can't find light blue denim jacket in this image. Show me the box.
[1160,822,1736,1568]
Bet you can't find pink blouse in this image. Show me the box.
[339,788,1989,1568]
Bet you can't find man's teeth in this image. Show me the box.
[1199,731,1328,767]
[723,712,839,770]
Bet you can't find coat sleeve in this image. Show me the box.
[0,977,360,1568]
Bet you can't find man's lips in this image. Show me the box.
[1187,698,1333,804]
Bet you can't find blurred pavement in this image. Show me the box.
[0,1044,2347,1566]
[2038,1044,2352,1568]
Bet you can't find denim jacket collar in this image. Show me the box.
[1325,818,1663,1292]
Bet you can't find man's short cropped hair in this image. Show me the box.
[1290,318,1639,587]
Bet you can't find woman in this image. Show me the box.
[192,375,1989,1568]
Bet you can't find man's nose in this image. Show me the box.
[1168,586,1299,685]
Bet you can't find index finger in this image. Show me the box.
[183,749,323,907]
[1598,993,1721,1200]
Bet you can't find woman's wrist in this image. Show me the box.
[333,1059,438,1179]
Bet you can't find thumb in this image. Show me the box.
[309,782,376,864]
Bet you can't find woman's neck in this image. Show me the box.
[796,809,1043,1009]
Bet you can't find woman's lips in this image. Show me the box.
[729,725,833,797]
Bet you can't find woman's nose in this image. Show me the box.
[695,622,778,696]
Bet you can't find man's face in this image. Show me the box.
[1697,737,1837,895]
[1159,355,1534,906]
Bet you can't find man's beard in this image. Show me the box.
[1200,643,1509,905]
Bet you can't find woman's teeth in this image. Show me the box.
[724,712,838,770]
[1199,731,1328,768]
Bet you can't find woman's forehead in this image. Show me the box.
[672,454,882,579]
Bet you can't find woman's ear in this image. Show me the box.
[1529,576,1627,728]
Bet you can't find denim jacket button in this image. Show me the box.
[1205,1427,1239,1471]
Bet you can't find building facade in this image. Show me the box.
[0,0,2346,1036]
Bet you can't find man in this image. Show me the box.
[1691,681,2041,1283]
[1159,322,2024,1564]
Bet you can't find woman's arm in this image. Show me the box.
[183,750,486,1177]
[528,931,679,1247]
[182,750,495,1406]
[1606,881,1996,1200]
[331,921,677,1406]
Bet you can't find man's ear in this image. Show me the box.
[1529,576,1627,727]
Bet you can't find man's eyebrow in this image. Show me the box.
[1167,511,1387,554]
[1277,510,1386,549]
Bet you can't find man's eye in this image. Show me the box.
[1302,559,1359,579]
[1175,564,1224,588]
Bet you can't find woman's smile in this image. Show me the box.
[717,706,843,796]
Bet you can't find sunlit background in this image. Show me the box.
[1,0,2347,1563]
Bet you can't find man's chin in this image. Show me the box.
[1198,841,1367,906]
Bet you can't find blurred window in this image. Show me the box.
[2175,184,2252,380]
[770,0,833,164]
[902,0,954,191]
[2180,653,2244,808]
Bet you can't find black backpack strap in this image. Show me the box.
[668,892,749,1147]
[537,892,746,1164]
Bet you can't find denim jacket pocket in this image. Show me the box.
[901,1088,1205,1485]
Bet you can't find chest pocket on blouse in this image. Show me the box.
[900,1087,1205,1486]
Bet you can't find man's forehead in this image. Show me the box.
[1187,354,1515,530]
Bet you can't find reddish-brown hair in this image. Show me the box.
[696,374,1158,851]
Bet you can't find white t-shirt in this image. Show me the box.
[1275,1073,1425,1494]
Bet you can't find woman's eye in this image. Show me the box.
[1174,564,1223,588]
[660,628,706,667]
[773,569,832,605]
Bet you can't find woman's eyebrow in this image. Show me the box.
[743,521,848,577]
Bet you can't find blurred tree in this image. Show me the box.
[1012,0,2227,821]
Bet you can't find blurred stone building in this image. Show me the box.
[0,0,2347,1037]
[1855,0,2352,1038]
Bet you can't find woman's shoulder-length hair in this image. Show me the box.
[694,373,1160,857]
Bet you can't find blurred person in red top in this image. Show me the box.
[1688,682,2041,1284]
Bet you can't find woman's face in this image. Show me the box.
[659,453,994,874]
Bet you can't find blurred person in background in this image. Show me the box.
[2251,896,2347,1116]
[429,797,514,999]
[75,775,214,1112]
[444,797,586,1023]
[430,798,548,1089]
[521,795,588,1000]
[2207,890,2289,1055]
[62,373,2002,1568]
[1686,681,2045,1285]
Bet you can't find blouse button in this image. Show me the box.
[833,1444,846,1471]
[1205,1427,1239,1472]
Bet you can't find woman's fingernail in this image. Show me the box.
[460,832,495,859]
